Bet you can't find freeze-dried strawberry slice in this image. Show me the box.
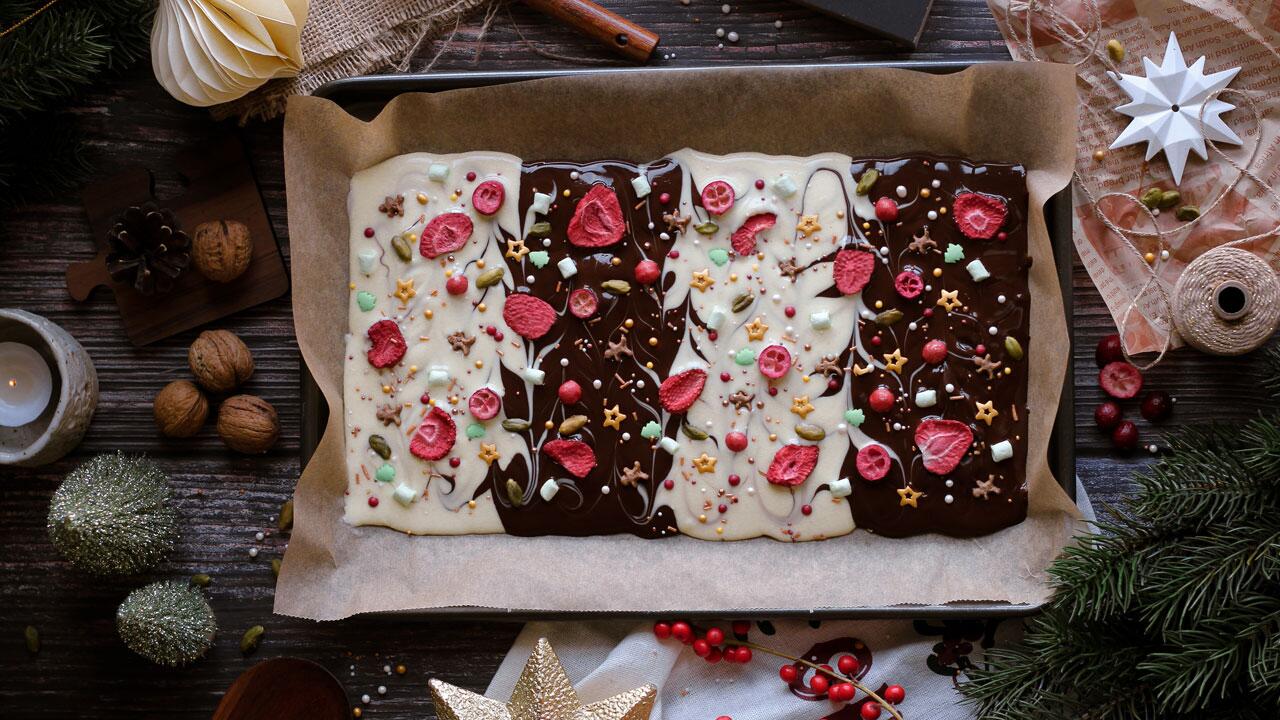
[833,249,876,295]
[471,180,505,216]
[1099,361,1143,399]
[952,192,1008,240]
[366,319,406,368]
[659,368,707,412]
[766,444,819,486]
[700,180,735,216]
[502,293,557,339]
[542,439,597,478]
[567,184,625,248]
[419,212,474,257]
[730,213,776,255]
[409,406,456,461]
[467,387,501,420]
[856,443,891,481]
[914,418,973,475]
[757,344,792,379]
[894,269,924,299]
[568,288,598,319]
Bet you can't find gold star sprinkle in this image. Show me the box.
[394,278,416,303]
[882,349,906,374]
[796,214,822,237]
[973,475,1003,499]
[692,453,717,474]
[937,289,961,312]
[975,400,999,425]
[898,485,924,508]
[745,317,769,341]
[478,443,500,465]
[603,405,625,430]
[505,237,530,261]
[790,395,815,418]
[690,269,715,292]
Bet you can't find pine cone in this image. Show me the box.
[105,203,192,295]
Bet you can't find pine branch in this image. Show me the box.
[0,110,89,207]
[0,4,112,114]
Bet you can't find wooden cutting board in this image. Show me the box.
[67,133,289,346]
[793,0,936,48]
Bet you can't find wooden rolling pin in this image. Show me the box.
[523,0,659,62]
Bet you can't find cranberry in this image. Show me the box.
[1095,333,1124,367]
[445,274,468,295]
[705,627,724,645]
[1112,420,1139,450]
[869,386,895,413]
[883,685,905,704]
[736,647,752,663]
[718,503,728,514]
[830,683,855,702]
[466,171,476,181]
[663,479,674,490]
[732,620,750,636]
[784,305,796,318]
[708,330,718,342]
[449,457,461,468]
[768,386,779,396]
[667,249,680,259]
[870,335,882,346]
[659,192,671,204]
[558,380,582,404]
[693,639,711,657]
[922,339,947,364]
[810,674,830,694]
[671,621,692,642]
[860,703,882,720]
[363,227,375,238]
[997,231,1008,241]
[755,178,765,189]
[974,344,986,356]
[705,648,723,663]
[720,372,732,382]
[634,259,661,285]
[779,665,798,683]
[493,331,504,342]
[1141,391,1172,422]
[725,431,748,452]
[367,496,379,507]
[801,504,812,516]
[1094,401,1122,431]
[874,197,899,222]
[485,325,497,336]
[653,622,671,639]
[727,473,741,486]
[837,655,859,674]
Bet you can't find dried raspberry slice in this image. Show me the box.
[833,249,876,295]
[1099,362,1143,399]
[952,192,1008,240]
[419,212,474,258]
[542,439,597,478]
[757,344,792,379]
[409,406,456,461]
[568,288,599,319]
[567,184,625,248]
[700,180,736,216]
[730,213,776,255]
[765,444,819,486]
[366,319,406,368]
[471,180,505,216]
[659,368,707,412]
[894,270,924,299]
[914,418,973,475]
[467,387,501,420]
[502,293,557,339]
[856,443,891,481]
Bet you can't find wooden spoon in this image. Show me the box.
[212,657,350,720]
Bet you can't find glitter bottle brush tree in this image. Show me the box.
[116,580,217,667]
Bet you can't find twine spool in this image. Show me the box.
[1172,247,1280,356]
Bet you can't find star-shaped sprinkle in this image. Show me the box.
[908,227,938,254]
[378,195,404,217]
[796,215,822,237]
[975,400,999,425]
[882,349,906,374]
[505,237,530,261]
[663,212,691,234]
[604,335,633,360]
[376,403,402,426]
[814,355,843,377]
[448,331,476,356]
[478,443,500,465]
[973,353,1003,379]
[603,405,625,430]
[745,317,769,341]
[394,278,416,303]
[729,390,755,412]
[973,475,1003,500]
[778,257,802,282]
[791,395,815,418]
[898,485,924,508]
[690,269,715,292]
[619,461,649,487]
[692,453,717,474]
[937,289,961,312]
[944,243,965,263]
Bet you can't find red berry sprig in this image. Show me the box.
[652,621,905,720]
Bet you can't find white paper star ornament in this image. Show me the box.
[1109,32,1241,184]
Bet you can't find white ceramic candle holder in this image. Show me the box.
[0,309,98,466]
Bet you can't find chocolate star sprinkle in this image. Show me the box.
[604,335,634,361]
[448,331,476,356]
[378,194,405,218]
[619,461,649,487]
[973,353,1003,379]
[973,475,1003,499]
[907,227,938,254]
[376,403,402,427]
[729,390,755,412]
[663,212,691,234]
[814,355,843,378]
[778,257,802,282]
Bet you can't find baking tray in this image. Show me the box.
[299,62,1076,619]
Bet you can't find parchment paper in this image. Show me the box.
[279,64,1082,620]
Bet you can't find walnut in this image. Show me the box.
[191,220,253,283]
[153,380,209,437]
[189,329,254,393]
[216,395,278,454]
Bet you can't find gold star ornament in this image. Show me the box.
[974,400,999,426]
[897,485,924,508]
[882,349,906,374]
[796,214,822,237]
[744,316,769,341]
[937,289,961,312]
[602,405,625,430]
[692,453,717,474]
[429,637,656,720]
[690,269,715,293]
[395,278,417,303]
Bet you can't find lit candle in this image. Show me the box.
[0,342,53,427]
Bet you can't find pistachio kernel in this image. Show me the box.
[601,279,631,295]
[795,423,826,441]
[694,221,719,235]
[476,267,505,289]
[1176,205,1200,221]
[368,434,391,459]
[24,626,39,654]
[731,292,754,313]
[1157,190,1181,209]
[240,625,265,655]
[391,234,413,262]
[874,309,904,326]
[1004,336,1025,360]
[505,478,524,506]
[278,500,294,532]
[501,418,532,432]
[681,423,709,441]
[1139,187,1164,209]
[559,415,589,435]
[1106,38,1125,63]
[855,168,880,196]
[190,573,212,587]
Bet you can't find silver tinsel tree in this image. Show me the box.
[46,453,179,576]
[116,580,217,667]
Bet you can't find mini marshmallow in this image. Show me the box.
[809,310,832,331]
[966,259,991,282]
[539,479,560,502]
[630,175,651,198]
[991,440,1014,463]
[659,437,681,454]
[521,367,546,385]
[427,162,450,182]
[392,483,416,507]
[829,476,852,498]
[427,366,450,386]
[915,389,938,408]
[557,257,578,278]
[357,249,377,274]
[772,174,798,198]
[531,192,552,215]
[706,306,727,331]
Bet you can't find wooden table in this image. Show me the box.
[1,2,1275,717]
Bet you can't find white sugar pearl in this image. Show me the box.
[861,309,875,320]
[989,326,998,335]
[716,27,725,37]
[705,419,714,427]
[592,379,602,389]
[727,31,739,42]
[892,422,903,431]
[746,487,755,495]
[784,325,794,334]
[997,294,1007,303]
[774,19,782,28]
[945,383,955,393]
[1160,250,1170,260]
[1148,444,1159,453]
[248,547,258,558]
[526,275,535,283]
[636,380,646,389]
[944,494,954,504]
[601,485,611,495]
[383,665,391,674]
[931,179,942,188]
[879,246,889,256]
[722,3,730,12]
[378,686,387,696]
[927,210,938,220]
[895,185,907,198]
[622,432,631,441]
[908,322,918,330]
[659,232,671,241]
[647,221,655,230]
[924,285,932,292]
[361,694,371,704]
[945,479,954,488]
[772,293,782,302]
[560,358,569,367]
[569,171,580,180]
[255,531,264,541]
[542,239,552,247]
[837,423,847,431]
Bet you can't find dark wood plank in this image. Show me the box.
[1,1,1273,718]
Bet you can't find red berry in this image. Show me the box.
[718,503,728,514]
[831,683,855,702]
[559,380,582,404]
[870,335,881,346]
[363,227,374,238]
[721,371,732,382]
[974,344,986,356]
[810,674,830,694]
[883,685,905,704]
[1094,401,1122,431]
[1112,420,1139,450]
[705,627,724,645]
[837,655,859,674]
[705,648,723,663]
[668,250,679,259]
[732,620,750,636]
[860,703,882,720]
[493,331,504,342]
[784,305,796,318]
[634,259,661,285]
[693,639,711,657]
[727,473,741,486]
[708,330,718,341]
[801,504,812,516]
[466,171,477,182]
[672,621,692,642]
[725,431,748,452]
[717,716,732,720]
[922,339,947,364]
[869,386,895,413]
[653,622,671,639]
[1099,362,1143,399]
[755,179,765,189]
[723,646,740,662]
[485,325,497,336]
[1095,333,1124,366]
[664,479,674,490]
[445,274,468,295]
[1141,391,1172,422]
[779,665,798,683]
[367,496,379,507]
[449,457,461,468]
[736,647,752,663]
[874,197,899,222]
[659,192,671,204]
